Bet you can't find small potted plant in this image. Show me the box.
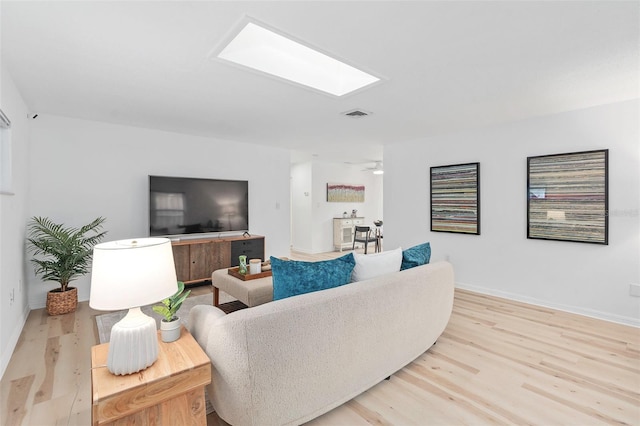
[27,216,107,315]
[153,281,191,342]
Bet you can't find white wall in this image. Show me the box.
[291,161,383,253]
[27,115,291,308]
[384,100,639,326]
[0,64,31,379]
[290,162,313,252]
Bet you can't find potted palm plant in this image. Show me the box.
[27,216,107,315]
[153,281,191,342]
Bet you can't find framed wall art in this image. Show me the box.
[527,149,608,245]
[327,183,365,202]
[430,162,480,234]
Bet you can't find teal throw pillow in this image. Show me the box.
[271,253,356,300]
[400,242,431,270]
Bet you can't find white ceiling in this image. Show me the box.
[2,1,638,165]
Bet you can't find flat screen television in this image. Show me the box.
[149,175,249,237]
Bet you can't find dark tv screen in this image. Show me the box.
[149,176,249,237]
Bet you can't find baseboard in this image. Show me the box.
[456,281,640,328]
[0,303,30,380]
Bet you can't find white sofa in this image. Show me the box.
[189,260,455,426]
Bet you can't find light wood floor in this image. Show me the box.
[2,251,639,425]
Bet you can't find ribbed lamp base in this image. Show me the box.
[107,307,158,375]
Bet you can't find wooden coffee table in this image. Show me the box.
[211,268,273,308]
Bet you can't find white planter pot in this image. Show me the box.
[160,318,181,342]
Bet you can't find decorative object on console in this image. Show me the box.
[27,216,107,316]
[270,253,355,300]
[90,238,178,375]
[431,162,480,235]
[152,281,191,343]
[527,149,608,244]
[327,183,365,202]
[400,242,431,270]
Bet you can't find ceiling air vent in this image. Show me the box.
[342,109,371,118]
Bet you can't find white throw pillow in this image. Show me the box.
[351,247,402,282]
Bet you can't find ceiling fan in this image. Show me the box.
[361,161,384,175]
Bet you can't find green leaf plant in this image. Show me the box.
[152,281,191,322]
[27,216,107,292]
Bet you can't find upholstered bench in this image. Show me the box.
[211,268,273,308]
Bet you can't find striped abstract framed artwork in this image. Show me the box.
[430,162,480,235]
[527,149,608,245]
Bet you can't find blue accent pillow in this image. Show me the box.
[271,253,356,300]
[400,242,431,270]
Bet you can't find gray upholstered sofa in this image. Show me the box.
[189,260,454,426]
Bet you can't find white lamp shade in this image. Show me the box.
[90,238,178,310]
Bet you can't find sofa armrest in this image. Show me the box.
[188,305,226,350]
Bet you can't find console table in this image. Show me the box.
[333,217,365,251]
[171,235,264,285]
[91,327,211,425]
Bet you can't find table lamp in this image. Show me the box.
[90,238,178,375]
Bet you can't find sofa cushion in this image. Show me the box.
[400,242,431,270]
[271,253,356,300]
[351,247,402,282]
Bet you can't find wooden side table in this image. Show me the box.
[91,327,211,425]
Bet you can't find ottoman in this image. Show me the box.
[211,268,273,308]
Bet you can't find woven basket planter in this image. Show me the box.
[46,287,78,316]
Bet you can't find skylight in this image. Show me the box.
[217,22,380,97]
